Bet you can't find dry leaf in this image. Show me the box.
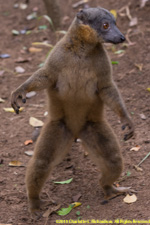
[0,70,5,76]
[84,151,88,156]
[25,151,34,156]
[135,63,143,71]
[44,111,48,116]
[15,66,25,73]
[32,42,53,48]
[126,29,136,46]
[29,117,44,127]
[43,204,61,218]
[115,183,120,187]
[123,194,137,204]
[3,107,24,113]
[15,57,31,63]
[24,139,33,146]
[29,47,43,53]
[134,165,143,172]
[26,12,37,20]
[0,224,12,225]
[72,193,82,202]
[4,107,15,113]
[26,91,36,98]
[130,145,141,152]
[12,30,19,36]
[33,7,39,12]
[62,16,70,25]
[72,202,82,208]
[0,98,5,103]
[139,113,146,120]
[129,17,138,27]
[126,6,132,20]
[9,161,24,167]
[147,88,150,92]
[110,9,117,19]
[20,3,28,9]
[140,0,149,8]
[114,50,125,55]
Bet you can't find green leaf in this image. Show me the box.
[57,204,74,216]
[111,61,119,65]
[54,178,73,184]
[126,171,131,177]
[87,205,90,209]
[76,211,80,216]
[77,216,82,220]
[39,25,47,30]
[38,62,44,68]
[114,50,125,54]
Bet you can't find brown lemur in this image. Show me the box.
[11,7,134,213]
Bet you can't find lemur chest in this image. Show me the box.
[57,68,98,101]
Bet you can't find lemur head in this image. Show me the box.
[76,7,125,44]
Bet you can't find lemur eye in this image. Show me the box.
[103,22,109,29]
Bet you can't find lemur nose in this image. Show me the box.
[120,35,126,42]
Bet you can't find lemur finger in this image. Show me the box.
[20,92,26,103]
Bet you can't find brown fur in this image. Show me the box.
[11,15,134,213]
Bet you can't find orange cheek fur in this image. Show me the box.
[78,24,99,43]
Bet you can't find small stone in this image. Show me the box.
[32,128,41,141]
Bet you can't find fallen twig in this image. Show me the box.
[137,152,150,167]
[134,152,150,171]
[125,29,136,46]
[0,66,15,75]
[72,0,89,8]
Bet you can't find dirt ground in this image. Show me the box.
[0,0,150,224]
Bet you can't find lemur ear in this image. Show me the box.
[76,9,86,21]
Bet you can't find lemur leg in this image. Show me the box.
[79,121,131,199]
[26,120,73,212]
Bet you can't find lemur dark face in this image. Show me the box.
[77,7,125,44]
